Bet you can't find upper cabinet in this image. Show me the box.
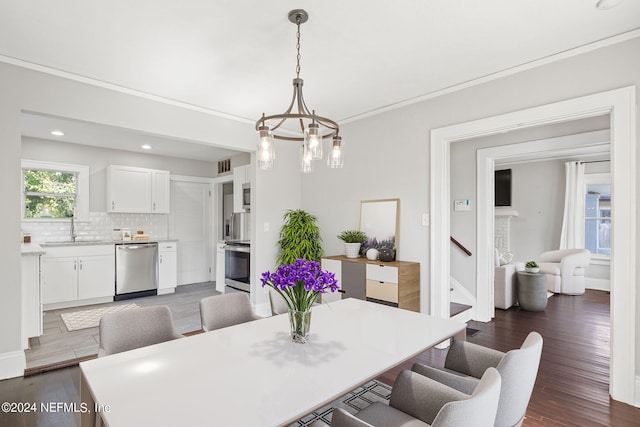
[107,165,170,213]
[233,165,251,213]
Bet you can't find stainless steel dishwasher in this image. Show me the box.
[115,242,158,301]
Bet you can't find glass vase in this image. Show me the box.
[288,309,312,343]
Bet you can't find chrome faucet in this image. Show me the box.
[70,214,77,242]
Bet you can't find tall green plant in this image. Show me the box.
[277,209,323,265]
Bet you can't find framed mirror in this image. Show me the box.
[359,198,399,253]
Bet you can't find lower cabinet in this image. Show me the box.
[158,242,178,295]
[42,245,115,308]
[321,255,420,312]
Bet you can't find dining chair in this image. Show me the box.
[316,367,501,427]
[268,287,290,315]
[199,293,262,331]
[98,305,183,357]
[411,331,543,427]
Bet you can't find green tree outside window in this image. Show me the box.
[24,169,77,218]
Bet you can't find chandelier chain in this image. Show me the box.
[295,17,301,78]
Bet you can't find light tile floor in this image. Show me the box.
[25,282,220,369]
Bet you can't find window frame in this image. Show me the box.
[583,172,611,263]
[21,159,89,221]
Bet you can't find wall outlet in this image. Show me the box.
[263,222,270,232]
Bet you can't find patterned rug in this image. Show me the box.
[60,303,140,331]
[289,380,392,426]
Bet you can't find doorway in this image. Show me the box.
[430,87,637,405]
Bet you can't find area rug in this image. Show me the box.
[60,303,140,332]
[290,380,392,426]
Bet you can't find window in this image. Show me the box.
[584,173,610,257]
[21,160,89,220]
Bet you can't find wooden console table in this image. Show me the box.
[321,255,420,312]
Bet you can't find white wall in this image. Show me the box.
[507,160,565,262]
[301,37,640,374]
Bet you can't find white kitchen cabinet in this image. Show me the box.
[107,165,170,213]
[158,242,178,295]
[78,255,116,300]
[42,245,115,309]
[152,170,171,213]
[21,254,43,348]
[233,165,250,213]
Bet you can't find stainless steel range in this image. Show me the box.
[224,241,250,293]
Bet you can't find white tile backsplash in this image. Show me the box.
[22,212,169,243]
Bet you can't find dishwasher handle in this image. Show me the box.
[117,244,157,251]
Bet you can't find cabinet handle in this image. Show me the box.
[153,202,156,211]
[80,261,83,271]
[74,260,77,271]
[159,255,163,263]
[338,289,346,294]
[112,201,115,210]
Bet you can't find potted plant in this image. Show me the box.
[525,261,540,273]
[337,230,368,259]
[276,209,323,266]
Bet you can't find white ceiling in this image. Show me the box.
[2,1,639,161]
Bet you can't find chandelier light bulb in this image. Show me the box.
[300,146,314,173]
[327,136,344,169]
[257,126,275,170]
[304,123,323,160]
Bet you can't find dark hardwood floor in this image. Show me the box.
[378,290,640,426]
[1,290,638,426]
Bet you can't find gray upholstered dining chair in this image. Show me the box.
[199,292,262,331]
[268,287,290,315]
[98,305,183,357]
[316,367,501,427]
[411,331,543,427]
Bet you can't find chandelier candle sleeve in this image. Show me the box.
[255,9,343,172]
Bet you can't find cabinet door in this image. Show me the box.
[78,255,115,300]
[341,261,366,300]
[152,170,171,213]
[21,256,42,344]
[108,166,152,213]
[159,250,178,290]
[216,243,226,293]
[41,257,77,304]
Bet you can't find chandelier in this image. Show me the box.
[255,9,343,173]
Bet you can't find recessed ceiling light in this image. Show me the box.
[50,130,64,136]
[141,144,152,150]
[595,0,623,10]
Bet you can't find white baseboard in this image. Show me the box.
[635,376,640,408]
[0,350,26,380]
[586,278,610,292]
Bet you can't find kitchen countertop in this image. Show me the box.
[39,239,177,248]
[21,243,46,256]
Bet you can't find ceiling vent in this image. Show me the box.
[217,158,231,175]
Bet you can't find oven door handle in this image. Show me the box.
[224,245,250,253]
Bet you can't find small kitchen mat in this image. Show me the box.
[60,303,140,332]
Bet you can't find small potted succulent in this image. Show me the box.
[525,261,540,273]
[337,230,368,259]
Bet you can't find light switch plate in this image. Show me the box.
[454,200,471,211]
[421,213,429,226]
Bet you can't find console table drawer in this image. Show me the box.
[366,264,398,283]
[366,279,399,303]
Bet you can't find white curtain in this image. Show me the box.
[559,161,585,249]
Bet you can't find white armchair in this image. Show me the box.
[538,249,591,295]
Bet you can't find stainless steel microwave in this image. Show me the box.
[242,183,251,210]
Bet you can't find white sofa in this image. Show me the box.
[494,250,524,309]
[538,249,591,295]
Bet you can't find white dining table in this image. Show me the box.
[80,298,466,427]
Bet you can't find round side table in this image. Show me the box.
[516,271,547,311]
